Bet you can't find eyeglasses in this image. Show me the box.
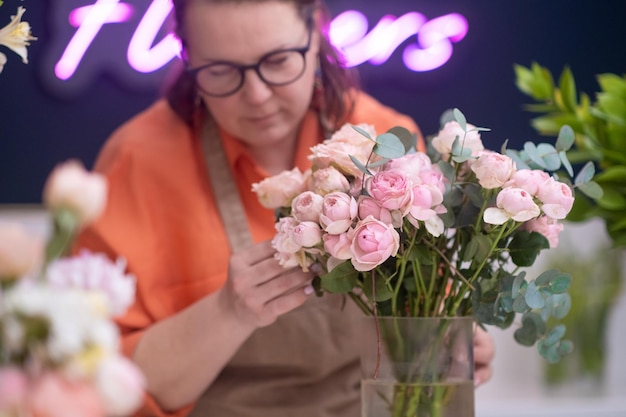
[187,22,313,98]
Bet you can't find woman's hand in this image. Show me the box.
[473,326,495,386]
[223,240,315,328]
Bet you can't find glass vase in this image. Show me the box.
[360,316,475,417]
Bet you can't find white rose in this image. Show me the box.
[0,222,42,279]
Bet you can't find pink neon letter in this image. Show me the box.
[55,0,126,80]
[127,0,181,73]
[403,13,468,72]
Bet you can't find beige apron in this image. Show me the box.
[189,119,363,417]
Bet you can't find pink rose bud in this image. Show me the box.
[272,217,302,255]
[471,151,516,189]
[484,187,541,225]
[42,160,108,227]
[291,191,323,223]
[292,221,323,248]
[504,169,550,196]
[358,196,393,225]
[0,222,43,279]
[320,192,358,234]
[350,216,400,271]
[252,167,309,209]
[366,170,413,212]
[536,178,574,220]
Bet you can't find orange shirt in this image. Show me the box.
[76,91,421,417]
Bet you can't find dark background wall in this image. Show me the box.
[1,0,625,203]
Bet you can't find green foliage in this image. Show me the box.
[514,62,626,247]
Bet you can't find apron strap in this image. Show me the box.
[200,117,254,252]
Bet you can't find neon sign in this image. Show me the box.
[41,0,468,97]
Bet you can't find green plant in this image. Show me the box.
[514,62,626,247]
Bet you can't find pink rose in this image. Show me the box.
[272,217,301,255]
[43,160,108,227]
[292,221,323,248]
[524,216,564,248]
[323,231,353,260]
[358,196,393,225]
[95,356,145,417]
[504,169,551,196]
[409,184,443,221]
[366,170,413,212]
[29,372,104,417]
[291,191,323,223]
[536,178,574,220]
[384,152,432,183]
[252,167,309,209]
[484,187,541,225]
[0,222,43,279]
[319,192,358,234]
[431,121,484,159]
[0,367,28,412]
[418,168,447,196]
[471,151,516,189]
[309,167,350,196]
[350,216,400,271]
[309,123,378,177]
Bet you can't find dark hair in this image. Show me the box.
[164,0,358,132]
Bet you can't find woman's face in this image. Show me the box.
[183,1,319,150]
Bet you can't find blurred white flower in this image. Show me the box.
[46,250,136,317]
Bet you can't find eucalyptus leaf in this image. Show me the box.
[374,133,406,159]
[559,151,574,177]
[352,125,374,140]
[387,126,416,154]
[453,108,467,131]
[536,143,561,171]
[349,154,372,176]
[550,293,571,319]
[543,324,566,345]
[524,281,545,309]
[555,125,575,151]
[574,161,596,185]
[577,181,604,200]
[523,142,547,168]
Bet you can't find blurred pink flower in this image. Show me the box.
[0,222,42,279]
[43,160,107,227]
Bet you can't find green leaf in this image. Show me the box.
[594,166,626,184]
[514,312,545,346]
[558,66,578,112]
[319,262,358,293]
[386,126,416,154]
[548,273,572,294]
[374,133,407,159]
[352,125,374,140]
[508,231,550,267]
[555,125,575,151]
[557,339,574,356]
[511,272,527,299]
[597,186,626,210]
[574,161,596,185]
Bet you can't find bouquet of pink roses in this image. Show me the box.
[0,161,145,417]
[253,109,599,363]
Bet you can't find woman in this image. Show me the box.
[77,0,494,416]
